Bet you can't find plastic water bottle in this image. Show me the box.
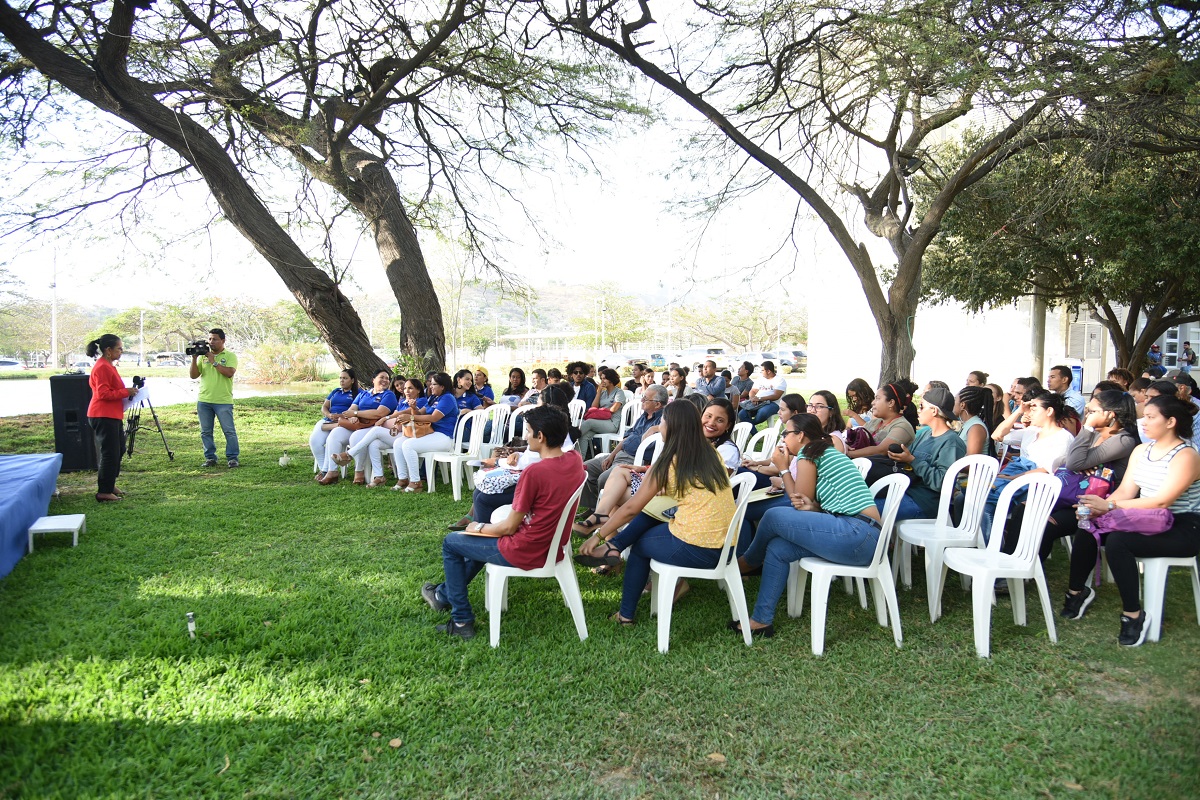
[1076,505,1092,531]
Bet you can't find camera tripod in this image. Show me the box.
[125,385,174,461]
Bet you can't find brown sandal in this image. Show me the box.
[367,477,387,488]
[318,472,340,486]
[391,479,410,491]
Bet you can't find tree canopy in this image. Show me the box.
[552,0,1199,382]
[0,0,637,372]
[923,141,1200,373]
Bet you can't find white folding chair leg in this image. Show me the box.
[856,578,869,609]
[450,461,463,502]
[971,574,995,658]
[723,572,753,647]
[842,576,854,596]
[810,571,834,656]
[877,569,904,648]
[554,561,589,643]
[926,548,947,622]
[1009,578,1027,626]
[1033,566,1057,644]
[423,454,437,493]
[869,577,888,627]
[487,574,507,648]
[654,573,676,654]
[787,562,808,618]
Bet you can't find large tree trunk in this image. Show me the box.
[349,154,446,371]
[0,1,387,374]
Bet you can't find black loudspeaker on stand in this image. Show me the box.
[49,373,96,472]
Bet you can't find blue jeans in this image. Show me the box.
[737,401,779,426]
[738,494,790,556]
[438,532,514,623]
[197,402,239,461]
[874,493,926,522]
[472,486,516,523]
[608,513,722,620]
[980,457,1035,540]
[745,507,880,625]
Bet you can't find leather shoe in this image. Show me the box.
[727,618,774,638]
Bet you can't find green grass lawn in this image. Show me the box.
[1,398,1198,798]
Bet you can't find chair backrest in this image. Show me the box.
[633,432,663,466]
[540,478,588,570]
[984,472,1062,561]
[449,408,475,450]
[719,472,758,565]
[934,454,1000,537]
[852,457,872,478]
[744,428,779,461]
[487,404,512,446]
[616,399,640,437]
[506,404,532,442]
[731,421,754,453]
[868,472,911,567]
[567,399,586,427]
[463,408,491,456]
[995,441,1010,466]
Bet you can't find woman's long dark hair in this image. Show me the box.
[811,390,846,434]
[957,385,996,457]
[648,401,730,499]
[86,334,121,358]
[881,378,919,427]
[668,367,688,400]
[452,368,478,397]
[342,368,361,397]
[791,412,835,462]
[1093,389,1138,434]
[429,372,454,393]
[369,369,391,395]
[845,378,874,414]
[1026,388,1066,425]
[703,398,736,449]
[507,368,528,396]
[779,392,807,417]
[1147,394,1198,439]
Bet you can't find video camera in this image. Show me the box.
[132,375,146,390]
[184,340,210,357]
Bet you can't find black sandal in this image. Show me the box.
[572,513,608,535]
[609,611,635,626]
[575,539,623,568]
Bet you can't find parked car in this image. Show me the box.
[68,360,93,372]
[0,358,26,371]
[788,349,808,372]
[678,347,726,373]
[598,352,637,369]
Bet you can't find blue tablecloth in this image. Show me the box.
[0,454,62,578]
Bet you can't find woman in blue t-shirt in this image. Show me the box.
[318,370,398,484]
[473,368,495,407]
[393,372,461,492]
[309,369,359,472]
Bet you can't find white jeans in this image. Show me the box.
[309,420,333,467]
[346,427,401,475]
[394,432,453,481]
[322,426,353,472]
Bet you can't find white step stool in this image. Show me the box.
[28,514,86,553]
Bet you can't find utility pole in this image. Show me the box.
[50,255,58,369]
[139,310,145,366]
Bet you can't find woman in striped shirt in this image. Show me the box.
[1062,394,1200,646]
[734,413,882,637]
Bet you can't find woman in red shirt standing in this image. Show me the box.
[86,334,137,502]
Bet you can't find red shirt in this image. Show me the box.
[498,450,585,570]
[87,359,127,420]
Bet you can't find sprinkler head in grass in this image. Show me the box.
[186,611,196,640]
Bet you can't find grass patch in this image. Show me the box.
[1,398,1198,798]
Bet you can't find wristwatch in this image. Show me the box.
[1107,501,1115,511]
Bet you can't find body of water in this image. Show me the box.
[0,378,327,417]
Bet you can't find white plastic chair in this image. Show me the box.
[894,454,1000,621]
[596,401,639,455]
[423,408,489,501]
[731,421,754,454]
[940,472,1062,658]
[506,404,532,442]
[648,473,757,653]
[995,441,1009,465]
[851,458,872,478]
[484,479,589,648]
[1136,556,1200,642]
[478,403,512,459]
[567,399,586,428]
[786,473,910,656]
[743,428,779,462]
[633,432,663,467]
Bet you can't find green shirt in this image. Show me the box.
[197,349,237,404]
[800,447,874,516]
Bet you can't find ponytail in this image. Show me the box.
[86,334,121,359]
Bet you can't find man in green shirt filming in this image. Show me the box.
[190,328,240,467]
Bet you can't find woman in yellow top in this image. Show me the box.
[578,401,735,625]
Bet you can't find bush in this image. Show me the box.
[242,342,327,383]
